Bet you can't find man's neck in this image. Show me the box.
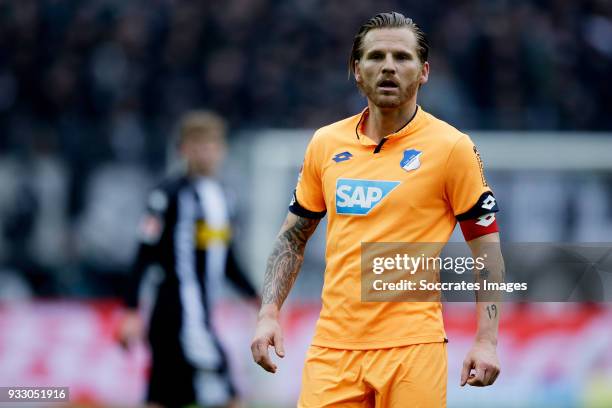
[363,100,417,144]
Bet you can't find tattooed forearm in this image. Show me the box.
[262,215,320,308]
[468,236,504,344]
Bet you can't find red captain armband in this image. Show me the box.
[459,214,499,241]
[456,192,500,241]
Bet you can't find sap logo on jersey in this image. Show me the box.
[335,178,400,215]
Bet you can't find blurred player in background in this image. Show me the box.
[251,12,504,407]
[118,110,258,408]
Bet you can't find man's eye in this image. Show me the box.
[396,53,411,60]
[369,53,384,60]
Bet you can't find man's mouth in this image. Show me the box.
[377,79,399,90]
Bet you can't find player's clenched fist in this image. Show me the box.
[251,315,285,373]
[460,341,501,387]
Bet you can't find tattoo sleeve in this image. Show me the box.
[262,215,320,308]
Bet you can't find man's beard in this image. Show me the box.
[363,77,420,109]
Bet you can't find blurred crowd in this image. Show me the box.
[1,0,612,298]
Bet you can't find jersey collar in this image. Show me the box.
[355,105,424,146]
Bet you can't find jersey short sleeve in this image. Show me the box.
[289,134,326,219]
[445,135,499,240]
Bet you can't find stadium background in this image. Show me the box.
[1,0,612,407]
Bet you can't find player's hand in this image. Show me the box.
[117,310,144,351]
[460,340,500,387]
[251,314,285,373]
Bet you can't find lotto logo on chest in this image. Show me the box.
[335,178,400,216]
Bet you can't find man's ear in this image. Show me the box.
[354,60,362,83]
[419,61,430,85]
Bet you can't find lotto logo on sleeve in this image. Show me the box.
[335,178,400,215]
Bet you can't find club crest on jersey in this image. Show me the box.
[332,151,353,163]
[335,178,400,215]
[400,149,422,172]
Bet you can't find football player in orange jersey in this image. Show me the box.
[252,12,504,407]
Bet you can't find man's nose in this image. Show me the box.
[382,53,396,73]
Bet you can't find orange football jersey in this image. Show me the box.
[290,106,496,349]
